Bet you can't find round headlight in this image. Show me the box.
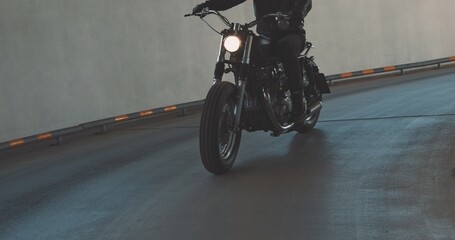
[224,36,241,53]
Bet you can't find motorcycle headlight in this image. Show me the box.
[224,36,241,53]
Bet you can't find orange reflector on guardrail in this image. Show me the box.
[449,57,455,61]
[115,115,129,122]
[140,110,153,117]
[362,69,375,75]
[164,106,177,112]
[341,72,353,78]
[37,133,53,141]
[9,139,25,147]
[384,66,397,71]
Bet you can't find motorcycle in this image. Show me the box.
[185,9,330,174]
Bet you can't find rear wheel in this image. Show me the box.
[296,108,320,132]
[200,82,242,175]
[295,59,323,133]
[295,94,322,133]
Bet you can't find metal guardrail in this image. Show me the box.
[326,56,455,84]
[1,56,454,151]
[0,100,205,151]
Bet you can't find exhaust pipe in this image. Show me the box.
[308,101,322,115]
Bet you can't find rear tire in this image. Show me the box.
[295,95,322,133]
[296,109,320,133]
[200,82,242,175]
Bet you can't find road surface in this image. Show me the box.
[1,68,455,239]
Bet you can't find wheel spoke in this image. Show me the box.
[218,100,237,161]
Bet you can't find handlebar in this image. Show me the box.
[185,9,291,30]
[185,9,231,27]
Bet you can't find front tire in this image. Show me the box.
[200,82,242,175]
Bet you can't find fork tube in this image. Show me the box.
[240,33,254,67]
[234,33,254,128]
[234,81,246,129]
[213,35,226,83]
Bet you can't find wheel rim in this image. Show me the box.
[218,98,238,162]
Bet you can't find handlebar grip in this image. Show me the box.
[184,14,193,17]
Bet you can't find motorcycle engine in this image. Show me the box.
[242,62,292,131]
[269,62,293,124]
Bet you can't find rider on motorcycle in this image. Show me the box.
[192,0,313,122]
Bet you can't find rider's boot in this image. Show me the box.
[290,92,307,123]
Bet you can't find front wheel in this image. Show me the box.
[200,82,242,175]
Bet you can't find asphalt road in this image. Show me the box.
[1,68,455,240]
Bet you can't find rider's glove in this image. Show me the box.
[192,2,209,15]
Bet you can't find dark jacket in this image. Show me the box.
[201,0,312,38]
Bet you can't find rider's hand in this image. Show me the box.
[192,3,208,15]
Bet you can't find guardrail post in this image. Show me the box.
[179,108,188,117]
[52,136,63,146]
[99,125,108,134]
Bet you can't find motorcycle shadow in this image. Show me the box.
[227,128,334,177]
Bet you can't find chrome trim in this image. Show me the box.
[216,35,226,63]
[308,101,322,115]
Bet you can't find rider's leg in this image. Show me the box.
[275,33,306,122]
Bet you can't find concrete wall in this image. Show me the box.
[306,0,455,74]
[1,0,454,142]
